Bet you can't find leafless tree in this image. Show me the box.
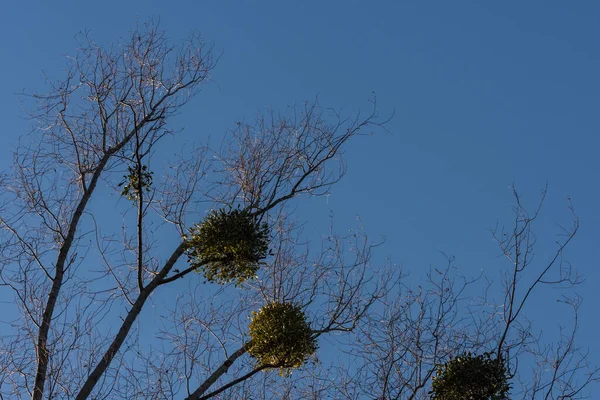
[1,19,597,400]
[345,186,599,399]
[0,20,388,400]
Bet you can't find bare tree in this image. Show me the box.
[0,20,387,400]
[1,19,596,400]
[345,186,599,399]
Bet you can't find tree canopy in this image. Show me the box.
[0,19,597,400]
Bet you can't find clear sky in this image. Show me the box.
[1,0,599,395]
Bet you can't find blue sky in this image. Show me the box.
[1,0,599,394]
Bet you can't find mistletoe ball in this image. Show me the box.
[248,302,317,374]
[185,208,270,284]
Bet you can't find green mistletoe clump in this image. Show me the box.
[431,352,510,400]
[248,302,317,375]
[185,208,269,284]
[119,164,153,201]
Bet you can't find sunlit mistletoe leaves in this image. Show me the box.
[184,208,270,285]
[248,302,317,375]
[431,352,510,400]
[118,164,154,201]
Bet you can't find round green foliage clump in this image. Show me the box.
[185,208,270,285]
[248,302,317,374]
[119,165,154,202]
[431,352,510,400]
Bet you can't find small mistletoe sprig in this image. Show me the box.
[118,164,154,202]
